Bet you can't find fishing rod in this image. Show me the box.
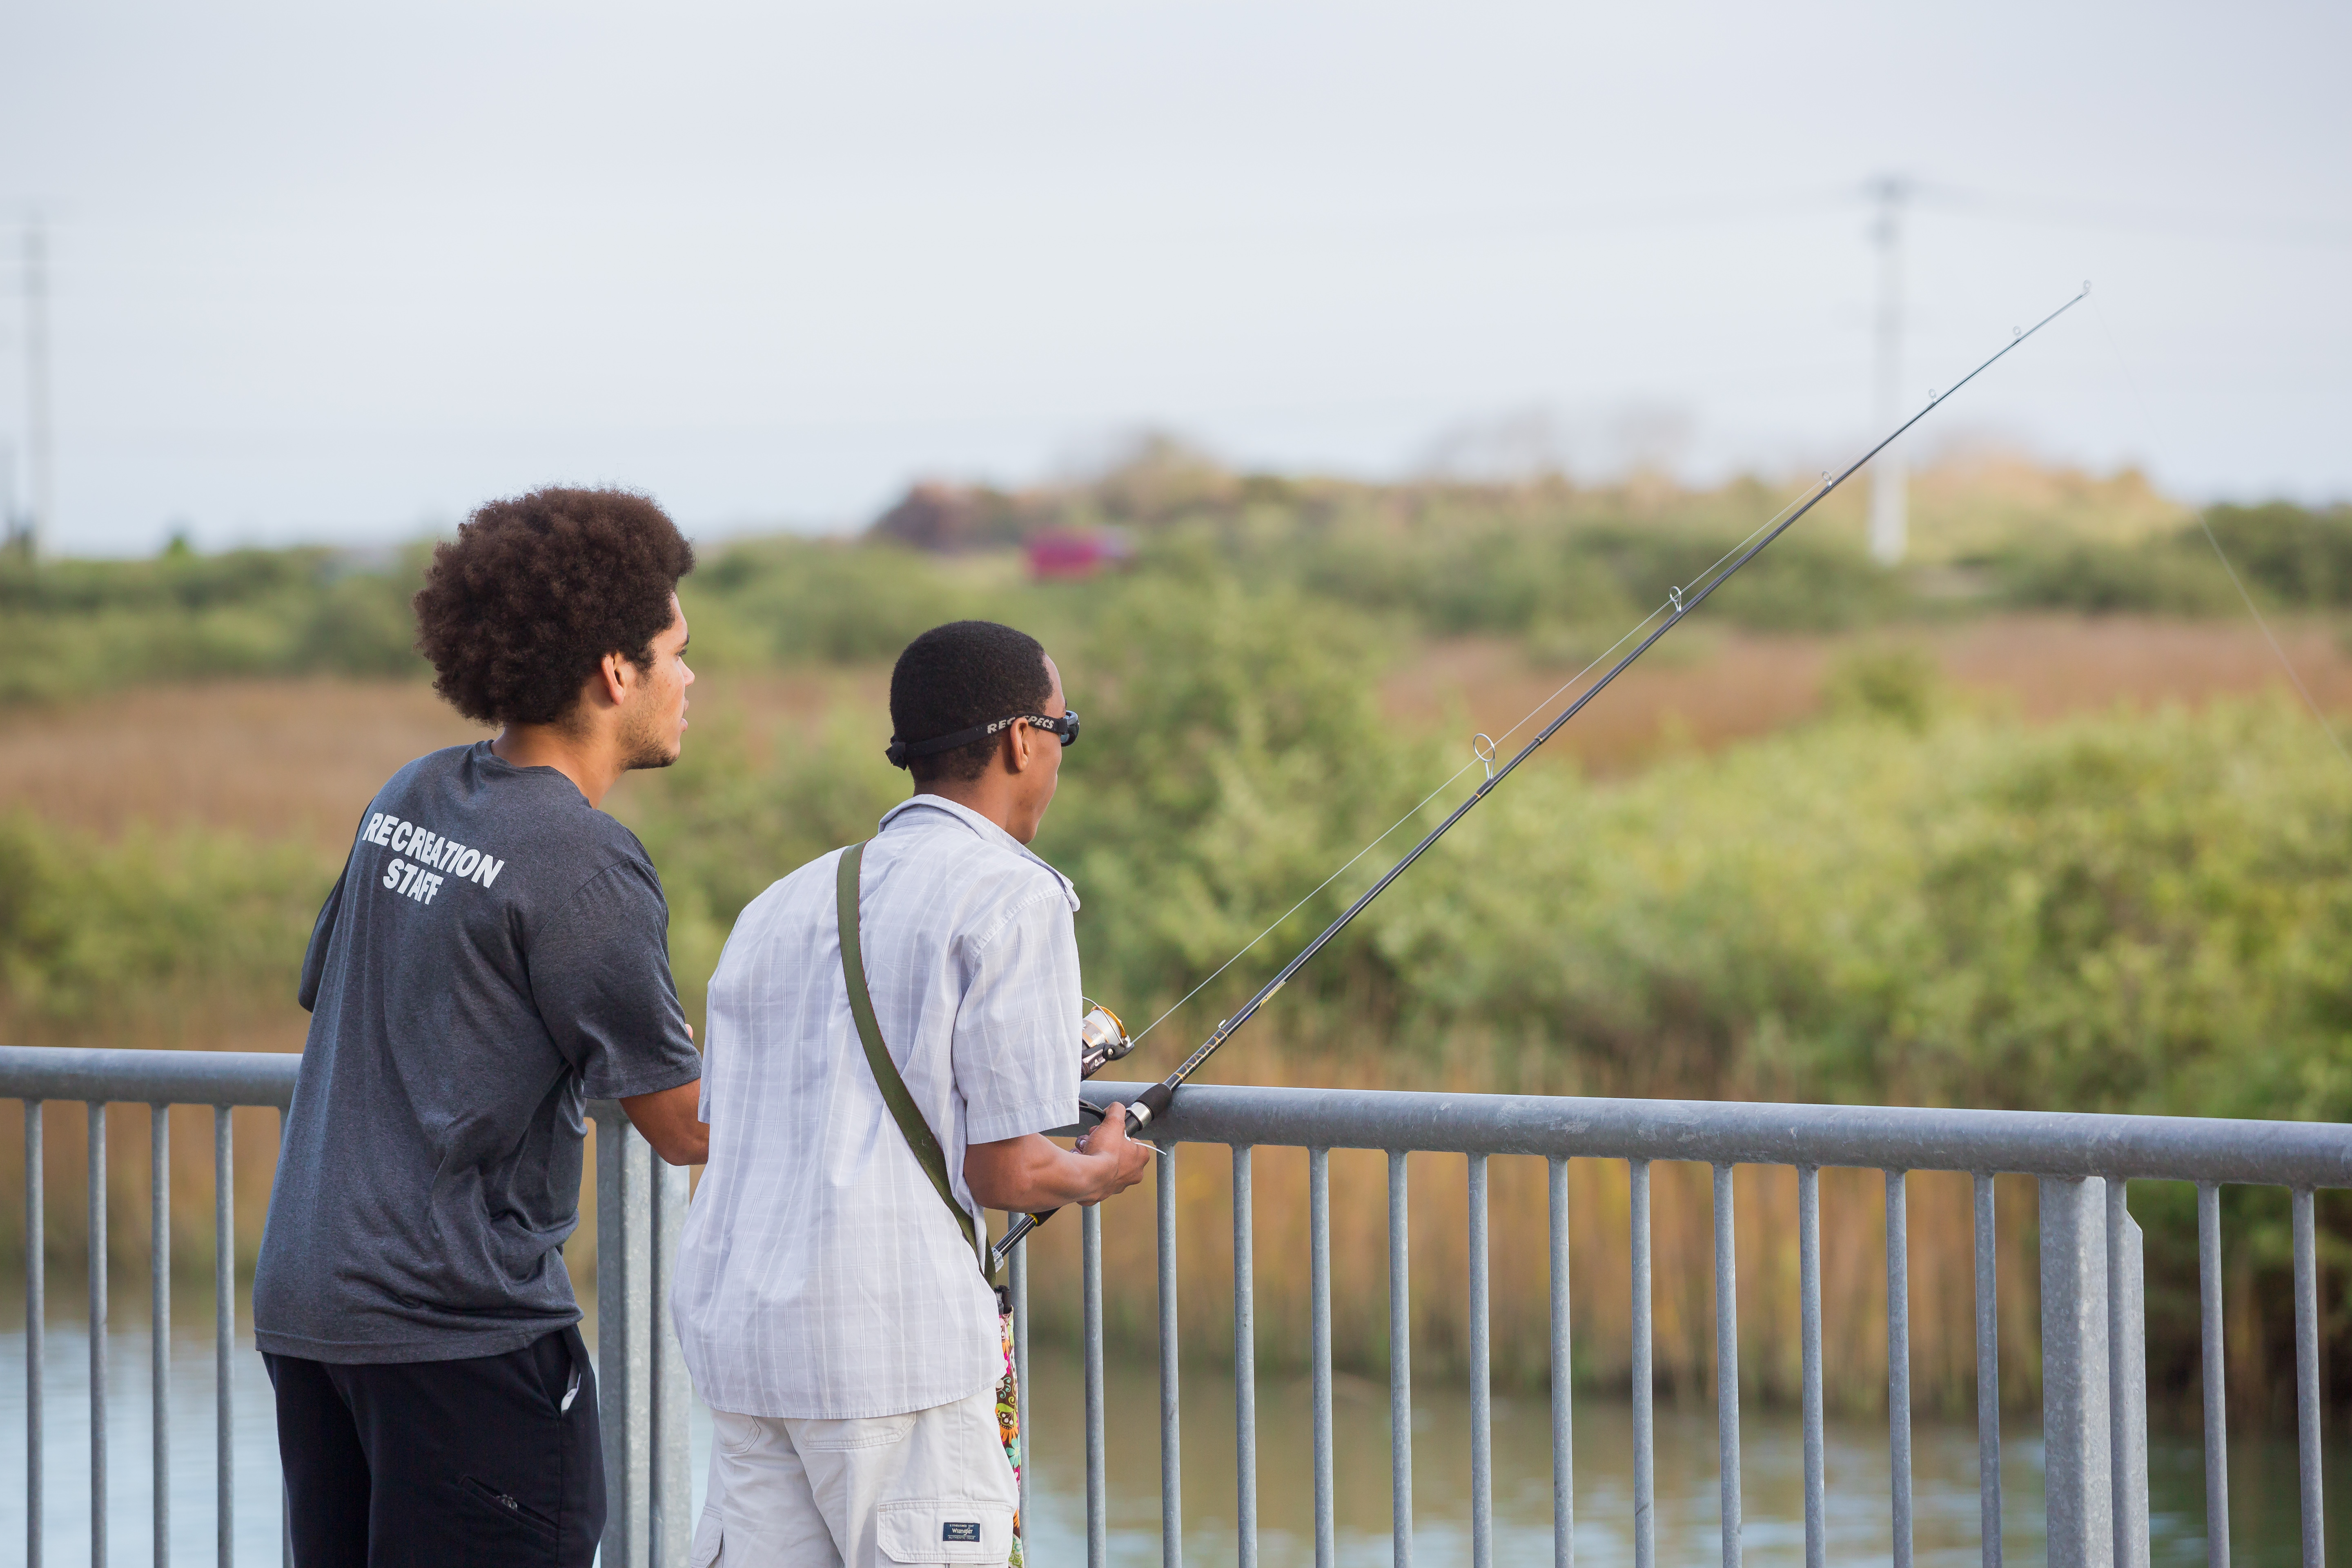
[993,286,2087,1272]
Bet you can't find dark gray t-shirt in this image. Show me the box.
[254,741,702,1364]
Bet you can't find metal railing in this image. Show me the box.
[0,1045,691,1568]
[5,1045,2347,1567]
[1055,1077,2352,1568]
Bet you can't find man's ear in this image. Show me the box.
[1004,717,1038,775]
[597,650,635,709]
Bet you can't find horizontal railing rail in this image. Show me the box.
[4,1045,2344,1568]
[1078,1078,2352,1186]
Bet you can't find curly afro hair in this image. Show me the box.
[413,487,695,727]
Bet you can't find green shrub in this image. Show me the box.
[0,815,329,1020]
[1990,536,2241,615]
[2203,501,2352,607]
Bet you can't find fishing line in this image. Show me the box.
[1123,472,1832,1050]
[997,288,2086,1270]
[2087,297,2352,770]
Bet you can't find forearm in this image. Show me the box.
[965,1133,1131,1212]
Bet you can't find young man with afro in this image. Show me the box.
[673,619,1152,1568]
[254,487,709,1566]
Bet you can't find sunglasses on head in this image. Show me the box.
[885,710,1081,768]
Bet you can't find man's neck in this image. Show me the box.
[493,724,626,809]
[913,780,1021,840]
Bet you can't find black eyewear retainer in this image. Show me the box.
[886,710,1080,768]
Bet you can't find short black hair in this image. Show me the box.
[413,487,694,726]
[889,620,1054,784]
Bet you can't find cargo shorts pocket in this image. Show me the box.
[688,1506,723,1568]
[876,1500,1014,1565]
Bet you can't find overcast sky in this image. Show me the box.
[3,0,2347,554]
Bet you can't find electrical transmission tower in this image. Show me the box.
[1866,174,1910,565]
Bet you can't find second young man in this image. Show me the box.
[673,618,1152,1568]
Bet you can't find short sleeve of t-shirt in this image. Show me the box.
[529,858,703,1100]
[951,883,1082,1145]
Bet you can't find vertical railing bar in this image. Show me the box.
[1083,1200,1107,1568]
[1886,1169,1913,1568]
[624,1130,653,1568]
[1311,1147,1336,1568]
[1157,1149,1182,1568]
[2197,1183,2229,1568]
[1713,1163,1741,1568]
[2106,1176,2134,1568]
[2293,1187,2322,1568]
[1549,1156,1572,1568]
[1468,1153,1493,1568]
[1011,1216,1030,1559]
[1631,1158,1654,1568]
[278,1107,290,1568]
[1972,1173,2003,1568]
[595,1108,626,1568]
[151,1105,171,1568]
[1388,1150,1412,1568]
[1798,1167,1824,1568]
[26,1099,44,1568]
[89,1099,108,1568]
[1234,1143,1258,1568]
[651,1158,691,1568]
[213,1107,233,1568]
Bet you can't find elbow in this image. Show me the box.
[655,1126,710,1167]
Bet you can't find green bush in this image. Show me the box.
[0,546,428,701]
[0,815,329,1020]
[2203,501,2352,607]
[1989,536,2242,615]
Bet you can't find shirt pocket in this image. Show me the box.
[875,1500,1014,1565]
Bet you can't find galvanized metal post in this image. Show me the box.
[89,1099,108,1568]
[1714,1164,1740,1568]
[1388,1149,1412,1568]
[1797,1167,1824,1568]
[1888,1170,1913,1568]
[651,1158,692,1567]
[1973,1174,2002,1568]
[151,1104,171,1568]
[597,1110,654,1568]
[1083,1200,1107,1568]
[1549,1156,1572,1568]
[2106,1183,2149,1568]
[1310,1148,1335,1568]
[25,1099,42,1568]
[2293,1189,2323,1568]
[214,1107,233,1568]
[1468,1153,1493,1568]
[2196,1184,2229,1568]
[1631,1159,1654,1568]
[1156,1151,1182,1568]
[1234,1144,1258,1568]
[2040,1176,2114,1568]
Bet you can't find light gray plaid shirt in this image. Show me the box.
[671,795,1082,1419]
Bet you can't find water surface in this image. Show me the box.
[0,1326,2334,1564]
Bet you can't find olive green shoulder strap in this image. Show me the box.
[836,841,988,1279]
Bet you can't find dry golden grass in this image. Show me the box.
[1382,615,2352,775]
[8,617,2345,842]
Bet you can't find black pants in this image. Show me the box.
[266,1326,604,1568]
